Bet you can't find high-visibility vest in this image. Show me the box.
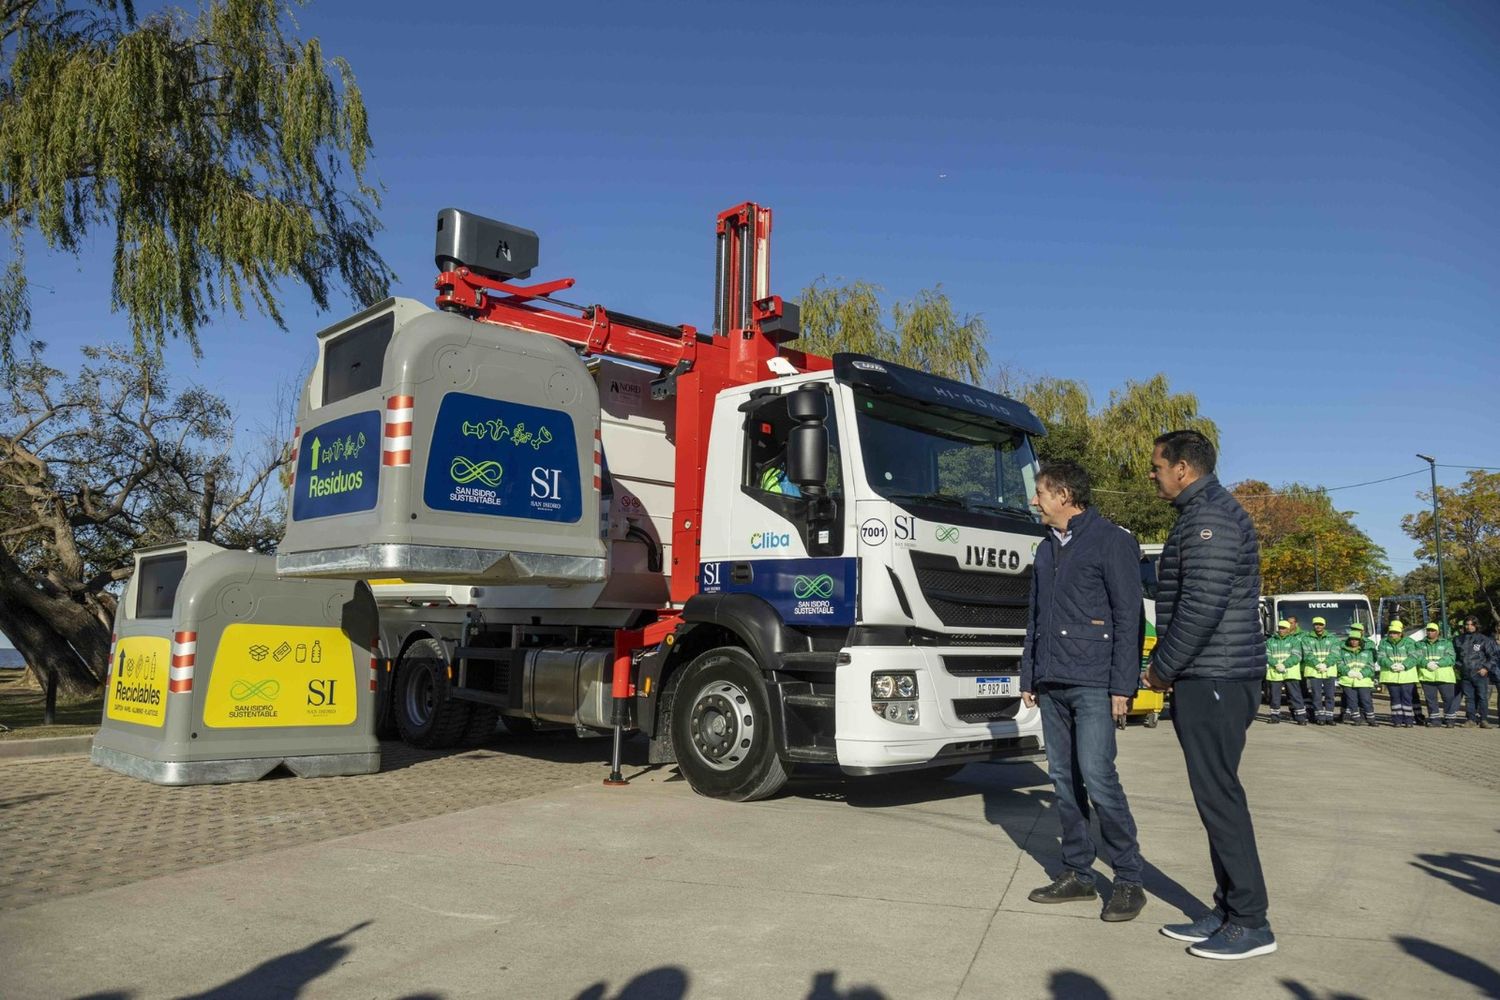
[1416,639,1457,684]
[1266,634,1303,681]
[1337,646,1377,688]
[1378,636,1421,684]
[1302,633,1341,679]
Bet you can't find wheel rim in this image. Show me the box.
[687,679,756,772]
[404,663,436,728]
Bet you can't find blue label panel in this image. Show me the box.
[292,410,381,521]
[423,393,582,523]
[699,558,858,626]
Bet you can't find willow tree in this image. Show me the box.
[0,0,394,357]
[1019,374,1218,541]
[798,277,989,384]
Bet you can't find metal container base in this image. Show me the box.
[90,744,380,786]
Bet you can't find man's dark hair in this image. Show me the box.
[1036,460,1092,509]
[1154,429,1217,475]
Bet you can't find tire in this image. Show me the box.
[460,704,501,746]
[394,638,473,748]
[670,646,788,802]
[1144,711,1160,729]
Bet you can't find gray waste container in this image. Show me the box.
[274,296,606,585]
[92,542,381,785]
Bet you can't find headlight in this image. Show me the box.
[873,674,895,699]
[896,675,916,698]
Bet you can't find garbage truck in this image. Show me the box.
[275,203,1049,801]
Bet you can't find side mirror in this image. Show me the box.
[786,385,828,491]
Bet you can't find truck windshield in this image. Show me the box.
[1278,600,1373,636]
[853,389,1039,522]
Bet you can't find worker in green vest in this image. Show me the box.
[1264,620,1306,725]
[1416,622,1459,728]
[1301,617,1341,725]
[1378,620,1421,727]
[1336,631,1378,726]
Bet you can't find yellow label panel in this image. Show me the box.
[106,636,172,727]
[204,624,357,728]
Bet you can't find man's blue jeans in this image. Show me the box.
[1038,683,1144,885]
[1463,674,1491,723]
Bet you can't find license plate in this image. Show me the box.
[975,676,1017,697]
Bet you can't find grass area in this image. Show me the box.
[0,669,103,740]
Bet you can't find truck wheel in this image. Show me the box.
[460,705,501,746]
[670,646,788,802]
[394,638,472,748]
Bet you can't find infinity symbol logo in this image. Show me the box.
[230,679,281,701]
[935,526,961,543]
[793,574,836,599]
[450,456,504,486]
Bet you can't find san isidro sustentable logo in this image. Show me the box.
[791,573,836,617]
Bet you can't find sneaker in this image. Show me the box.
[1267,716,1280,725]
[1365,719,1377,727]
[1187,921,1278,960]
[1028,870,1098,904]
[1160,913,1225,943]
[1482,721,1491,730]
[1101,882,1147,922]
[1295,719,1308,726]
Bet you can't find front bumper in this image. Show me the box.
[833,645,1044,773]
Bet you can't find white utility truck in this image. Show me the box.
[276,203,1049,800]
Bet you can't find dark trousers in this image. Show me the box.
[1421,682,1458,723]
[1307,676,1337,722]
[1341,686,1374,720]
[1267,679,1304,719]
[1038,684,1144,884]
[1172,678,1269,929]
[1462,675,1491,723]
[1388,683,1416,724]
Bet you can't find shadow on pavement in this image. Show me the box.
[1410,851,1500,906]
[183,920,371,999]
[806,970,888,999]
[1395,935,1500,996]
[1049,970,1112,999]
[375,732,649,774]
[1277,979,1367,1000]
[574,966,690,1000]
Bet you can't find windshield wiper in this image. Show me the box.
[969,500,1035,518]
[886,491,966,508]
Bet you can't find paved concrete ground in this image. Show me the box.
[3,719,1499,999]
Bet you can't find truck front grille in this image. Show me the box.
[909,552,1030,629]
[951,697,1022,724]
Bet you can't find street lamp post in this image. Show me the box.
[1416,454,1449,637]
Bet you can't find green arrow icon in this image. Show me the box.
[310,437,320,471]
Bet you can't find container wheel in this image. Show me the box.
[1144,711,1160,729]
[394,638,472,748]
[670,646,788,802]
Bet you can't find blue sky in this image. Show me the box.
[11,0,1499,637]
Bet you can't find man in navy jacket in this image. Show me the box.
[1145,429,1275,961]
[1021,460,1147,922]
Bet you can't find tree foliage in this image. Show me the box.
[1231,479,1388,594]
[1020,374,1218,541]
[0,0,394,357]
[798,277,989,383]
[0,342,288,695]
[1401,470,1500,624]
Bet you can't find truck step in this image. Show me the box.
[783,692,835,709]
[784,745,839,764]
[779,651,839,670]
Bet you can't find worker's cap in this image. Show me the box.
[1349,623,1365,633]
[1426,623,1440,632]
[1311,616,1327,625]
[1388,620,1405,632]
[1276,619,1291,629]
[1347,633,1364,643]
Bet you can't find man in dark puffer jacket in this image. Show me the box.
[1144,429,1275,961]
